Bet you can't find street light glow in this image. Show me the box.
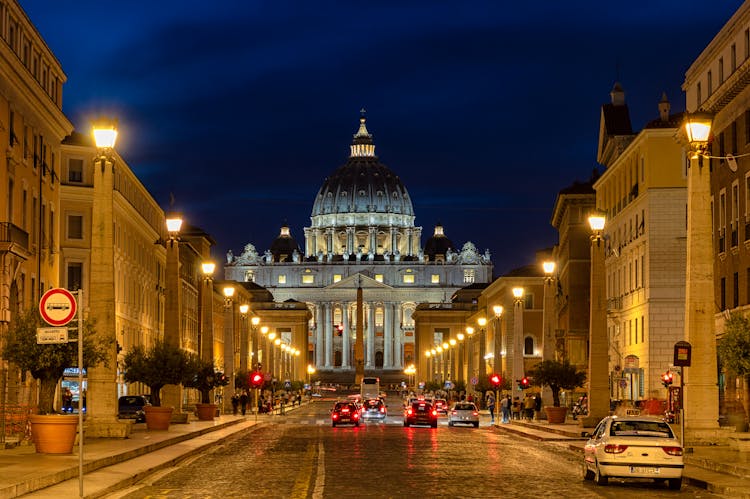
[493,305,503,317]
[477,317,487,327]
[512,287,524,299]
[543,261,556,274]
[466,326,474,335]
[201,262,215,276]
[223,286,235,298]
[260,326,269,335]
[251,316,260,326]
[239,304,249,314]
[92,118,118,149]
[457,333,465,341]
[588,212,606,232]
[165,216,183,235]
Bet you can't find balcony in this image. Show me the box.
[0,222,30,259]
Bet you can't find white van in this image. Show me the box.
[361,377,380,400]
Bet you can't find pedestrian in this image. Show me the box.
[501,395,510,423]
[524,394,535,420]
[240,390,248,416]
[62,387,73,413]
[512,397,521,420]
[231,392,240,415]
[534,392,542,420]
[487,392,496,423]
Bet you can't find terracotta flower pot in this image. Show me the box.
[144,406,173,430]
[195,403,217,421]
[30,414,78,454]
[544,406,568,424]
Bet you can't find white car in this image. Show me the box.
[448,402,479,428]
[582,416,683,490]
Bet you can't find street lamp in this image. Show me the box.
[200,261,215,365]
[239,304,250,375]
[251,316,261,370]
[584,211,609,427]
[542,260,556,407]
[162,212,184,417]
[223,285,237,412]
[682,112,720,438]
[512,287,525,392]
[477,317,488,378]
[492,305,504,378]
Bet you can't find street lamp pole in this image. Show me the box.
[251,316,261,370]
[512,287,525,387]
[477,317,487,378]
[200,262,215,365]
[582,211,609,427]
[683,113,720,441]
[239,304,249,375]
[492,306,503,377]
[222,286,236,414]
[542,261,556,407]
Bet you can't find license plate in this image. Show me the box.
[630,466,659,474]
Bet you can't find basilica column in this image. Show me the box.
[405,229,413,256]
[367,304,376,367]
[395,305,404,368]
[326,228,334,255]
[304,228,312,257]
[342,303,350,368]
[389,227,397,255]
[368,227,377,255]
[346,227,355,255]
[312,229,319,257]
[316,304,324,367]
[324,303,333,367]
[384,302,393,368]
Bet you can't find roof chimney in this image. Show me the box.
[658,92,670,122]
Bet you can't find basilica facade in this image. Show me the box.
[224,115,493,383]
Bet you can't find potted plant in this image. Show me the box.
[183,356,228,420]
[122,340,190,430]
[528,359,587,424]
[4,309,107,453]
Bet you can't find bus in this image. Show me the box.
[361,377,380,400]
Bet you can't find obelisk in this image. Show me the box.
[354,276,365,385]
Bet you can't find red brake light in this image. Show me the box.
[380,407,386,413]
[332,413,338,419]
[662,446,683,456]
[604,444,628,454]
[407,408,414,416]
[432,410,438,416]
[353,412,359,419]
[472,411,478,416]
[451,410,457,415]
[342,408,349,413]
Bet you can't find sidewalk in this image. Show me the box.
[0,409,289,499]
[492,417,750,498]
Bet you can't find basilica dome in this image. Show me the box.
[310,115,415,227]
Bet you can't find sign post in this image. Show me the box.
[673,341,692,447]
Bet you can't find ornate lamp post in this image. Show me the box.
[87,118,130,437]
[492,305,503,376]
[477,317,488,378]
[542,260,556,407]
[512,287,525,387]
[251,316,261,370]
[582,211,609,427]
[465,326,475,386]
[200,262,215,365]
[682,112,720,441]
[239,304,250,375]
[456,333,465,383]
[222,285,236,414]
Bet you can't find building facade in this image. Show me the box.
[225,115,493,383]
[594,89,688,403]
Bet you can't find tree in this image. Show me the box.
[182,356,228,404]
[122,340,190,407]
[718,313,750,424]
[528,359,587,407]
[4,308,108,414]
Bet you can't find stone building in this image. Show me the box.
[225,115,493,383]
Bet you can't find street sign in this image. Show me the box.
[39,288,77,326]
[36,327,68,344]
[674,341,692,367]
[470,376,478,386]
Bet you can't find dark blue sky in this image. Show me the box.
[22,1,743,276]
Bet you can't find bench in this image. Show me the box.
[728,432,750,452]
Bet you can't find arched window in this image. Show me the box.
[524,336,535,356]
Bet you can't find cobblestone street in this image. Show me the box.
[109,400,723,498]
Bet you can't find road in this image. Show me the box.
[112,396,722,498]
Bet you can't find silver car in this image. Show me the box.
[448,402,479,428]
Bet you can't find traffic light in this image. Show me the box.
[661,371,673,388]
[490,374,502,388]
[520,377,529,390]
[250,371,264,388]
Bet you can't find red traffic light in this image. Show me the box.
[250,371,264,388]
[520,377,529,388]
[661,371,673,387]
[490,374,502,387]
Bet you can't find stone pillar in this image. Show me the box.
[405,228,413,256]
[326,228,333,255]
[316,304,324,367]
[384,302,393,368]
[346,227,355,256]
[367,304,375,367]
[87,154,131,438]
[541,276,556,407]
[582,234,609,427]
[201,278,214,364]
[342,303,350,368]
[512,298,524,388]
[222,304,236,415]
[304,228,312,257]
[368,227,377,255]
[161,236,185,420]
[683,154,720,441]
[389,227,397,255]
[395,305,403,368]
[324,303,332,368]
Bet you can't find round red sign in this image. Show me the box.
[39,288,77,326]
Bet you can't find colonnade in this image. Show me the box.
[314,301,404,369]
[303,226,422,258]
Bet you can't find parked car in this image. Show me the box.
[118,395,151,422]
[361,398,387,421]
[582,416,683,490]
[404,400,438,428]
[331,401,361,427]
[448,402,479,428]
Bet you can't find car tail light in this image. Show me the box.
[662,446,683,456]
[380,407,386,413]
[451,410,457,415]
[604,444,628,454]
[353,412,359,419]
[432,410,438,417]
[407,408,414,416]
[332,413,338,419]
[342,408,349,413]
[472,411,478,416]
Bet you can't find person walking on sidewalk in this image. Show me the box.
[231,392,240,415]
[500,395,510,423]
[486,392,496,423]
[523,394,535,420]
[240,390,248,416]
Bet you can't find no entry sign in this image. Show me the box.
[39,288,77,326]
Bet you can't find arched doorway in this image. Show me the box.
[375,351,384,368]
[334,350,342,367]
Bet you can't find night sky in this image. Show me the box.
[21,1,743,276]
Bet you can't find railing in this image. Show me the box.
[0,222,29,251]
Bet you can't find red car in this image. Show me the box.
[404,401,438,428]
[331,401,360,427]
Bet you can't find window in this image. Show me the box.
[732,121,738,153]
[745,28,749,60]
[278,275,286,284]
[431,274,440,283]
[68,158,83,183]
[746,110,750,144]
[732,43,737,72]
[67,262,83,291]
[719,57,724,84]
[463,269,476,284]
[524,336,534,355]
[524,293,534,309]
[67,214,83,240]
[708,70,713,95]
[697,82,702,105]
[374,274,383,283]
[333,274,342,283]
[641,316,644,343]
[733,271,739,308]
[402,274,414,284]
[635,319,638,344]
[302,275,314,284]
[721,277,726,310]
